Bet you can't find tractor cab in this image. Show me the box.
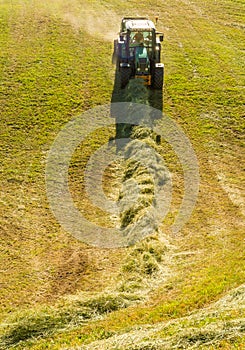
[128,30,153,78]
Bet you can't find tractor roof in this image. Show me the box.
[121,17,155,31]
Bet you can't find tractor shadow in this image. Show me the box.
[110,66,163,149]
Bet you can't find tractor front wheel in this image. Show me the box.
[152,67,164,90]
[120,67,131,88]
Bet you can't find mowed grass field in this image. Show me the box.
[0,0,244,349]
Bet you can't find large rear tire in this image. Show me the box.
[152,67,164,90]
[112,40,118,65]
[120,67,131,88]
[112,52,117,65]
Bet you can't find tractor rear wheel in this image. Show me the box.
[152,67,164,89]
[112,51,117,65]
[112,40,118,64]
[120,67,131,88]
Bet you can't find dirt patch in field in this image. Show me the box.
[48,247,89,297]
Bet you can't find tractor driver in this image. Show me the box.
[133,31,144,44]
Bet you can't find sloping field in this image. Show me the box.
[0,0,244,349]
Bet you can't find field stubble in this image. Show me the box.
[0,0,244,349]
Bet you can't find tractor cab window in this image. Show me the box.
[129,31,153,47]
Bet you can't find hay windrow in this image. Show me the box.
[118,125,169,239]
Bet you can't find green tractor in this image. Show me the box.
[113,17,164,89]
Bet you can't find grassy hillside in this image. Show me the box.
[0,0,244,349]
